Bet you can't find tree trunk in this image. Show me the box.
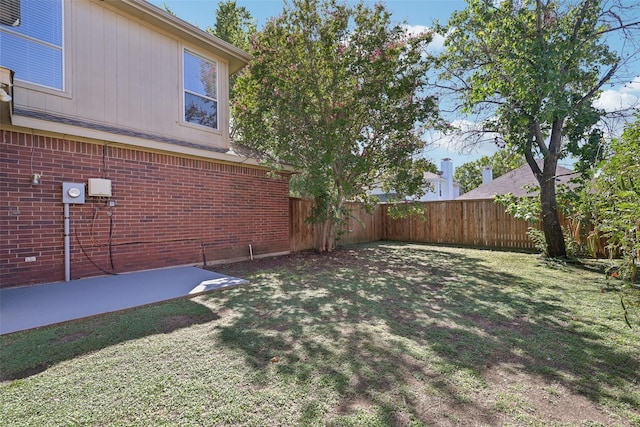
[314,188,343,253]
[539,157,567,258]
[316,218,336,253]
[315,195,339,253]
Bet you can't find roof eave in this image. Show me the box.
[105,0,251,74]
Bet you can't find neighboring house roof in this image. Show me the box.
[423,171,443,180]
[423,171,462,189]
[456,162,577,200]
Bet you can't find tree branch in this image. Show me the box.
[532,120,549,155]
[576,62,619,108]
[524,132,543,181]
[595,20,640,37]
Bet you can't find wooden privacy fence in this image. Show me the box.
[290,198,382,252]
[381,200,535,250]
[290,198,545,252]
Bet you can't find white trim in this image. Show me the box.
[182,47,219,131]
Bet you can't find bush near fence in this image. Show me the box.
[290,198,584,252]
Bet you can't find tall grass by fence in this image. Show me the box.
[290,198,545,252]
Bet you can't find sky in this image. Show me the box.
[150,0,639,170]
[155,0,466,29]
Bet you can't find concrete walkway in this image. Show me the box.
[0,267,247,335]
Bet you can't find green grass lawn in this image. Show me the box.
[1,242,639,426]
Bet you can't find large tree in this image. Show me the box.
[206,0,256,52]
[207,1,257,138]
[233,0,440,252]
[434,0,639,257]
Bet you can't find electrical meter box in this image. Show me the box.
[88,178,112,197]
[62,182,86,204]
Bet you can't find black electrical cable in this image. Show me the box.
[79,202,207,272]
[75,227,118,276]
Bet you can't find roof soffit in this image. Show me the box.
[99,0,251,74]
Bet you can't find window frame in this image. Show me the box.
[182,48,219,131]
[0,0,66,93]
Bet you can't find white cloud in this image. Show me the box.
[403,24,428,37]
[594,89,639,112]
[429,32,446,52]
[594,75,640,112]
[402,24,446,52]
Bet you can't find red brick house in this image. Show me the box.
[0,0,291,288]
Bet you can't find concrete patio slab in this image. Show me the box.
[0,267,247,335]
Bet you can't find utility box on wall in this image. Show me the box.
[88,178,112,197]
[62,182,86,204]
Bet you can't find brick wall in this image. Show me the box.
[1,130,290,288]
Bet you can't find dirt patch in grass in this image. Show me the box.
[484,364,624,426]
[159,314,218,333]
[4,364,50,382]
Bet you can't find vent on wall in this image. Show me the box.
[0,0,21,27]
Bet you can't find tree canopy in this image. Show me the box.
[434,0,639,257]
[206,0,257,52]
[591,114,640,281]
[233,0,440,251]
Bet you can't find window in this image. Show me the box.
[183,50,217,130]
[0,0,64,90]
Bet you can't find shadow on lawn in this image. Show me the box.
[2,243,636,424]
[210,243,639,425]
[0,299,218,382]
